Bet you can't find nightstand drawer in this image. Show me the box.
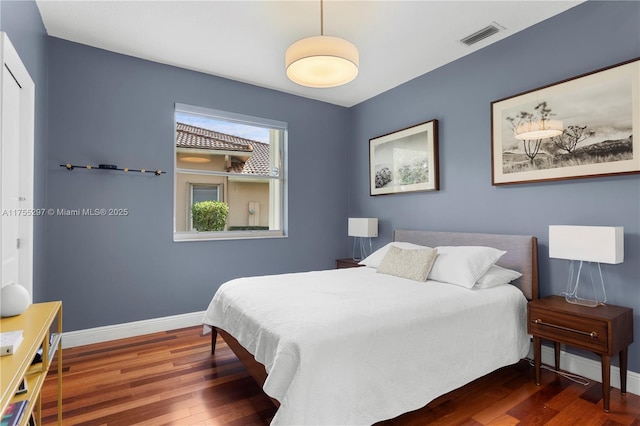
[528,307,608,352]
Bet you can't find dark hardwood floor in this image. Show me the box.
[41,326,640,425]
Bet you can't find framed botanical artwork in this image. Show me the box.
[369,120,439,196]
[491,58,639,185]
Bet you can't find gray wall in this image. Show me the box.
[44,38,350,331]
[348,0,640,373]
[0,0,48,301]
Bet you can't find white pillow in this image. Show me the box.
[358,242,429,268]
[428,246,506,289]
[475,265,522,289]
[377,245,438,282]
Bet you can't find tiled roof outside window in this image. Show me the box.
[176,122,270,176]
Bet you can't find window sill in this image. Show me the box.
[173,230,286,242]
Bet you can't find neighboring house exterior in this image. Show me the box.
[175,122,270,232]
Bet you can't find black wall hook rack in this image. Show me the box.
[61,163,165,176]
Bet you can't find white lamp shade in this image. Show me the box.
[286,35,359,88]
[348,218,378,238]
[549,225,623,264]
[514,119,563,140]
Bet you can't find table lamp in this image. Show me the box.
[348,218,378,260]
[549,225,623,307]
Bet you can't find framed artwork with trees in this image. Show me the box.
[369,120,439,195]
[491,58,639,185]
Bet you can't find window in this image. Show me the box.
[189,184,220,230]
[192,184,220,204]
[174,104,287,241]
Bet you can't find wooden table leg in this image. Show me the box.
[533,336,541,385]
[554,342,560,370]
[620,347,628,395]
[601,354,611,412]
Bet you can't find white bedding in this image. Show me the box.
[203,267,530,425]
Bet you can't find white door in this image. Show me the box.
[1,33,35,299]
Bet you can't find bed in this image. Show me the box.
[202,229,538,425]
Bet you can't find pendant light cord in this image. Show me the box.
[320,0,324,35]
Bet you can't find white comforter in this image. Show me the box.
[203,267,529,425]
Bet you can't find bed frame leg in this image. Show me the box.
[211,328,218,354]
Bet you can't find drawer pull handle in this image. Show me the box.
[532,319,598,339]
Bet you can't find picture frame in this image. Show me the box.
[491,58,639,185]
[369,119,439,196]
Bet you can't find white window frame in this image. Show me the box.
[173,103,287,241]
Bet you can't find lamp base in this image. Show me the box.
[564,295,602,308]
[560,260,606,308]
[352,237,372,261]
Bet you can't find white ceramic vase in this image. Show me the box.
[1,283,31,317]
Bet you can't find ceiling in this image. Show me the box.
[35,1,583,107]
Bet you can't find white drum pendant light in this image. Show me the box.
[514,119,563,140]
[286,0,359,88]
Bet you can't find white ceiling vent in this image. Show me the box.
[460,22,505,46]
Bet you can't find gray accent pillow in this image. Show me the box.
[377,245,437,282]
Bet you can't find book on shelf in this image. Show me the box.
[30,333,58,365]
[1,400,28,426]
[15,378,27,396]
[0,331,23,356]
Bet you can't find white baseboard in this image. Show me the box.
[527,344,640,396]
[61,311,206,348]
[61,312,639,397]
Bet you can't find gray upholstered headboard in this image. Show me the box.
[393,230,538,300]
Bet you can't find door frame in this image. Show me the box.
[1,32,35,299]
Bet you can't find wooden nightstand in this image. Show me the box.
[527,295,633,412]
[336,258,363,269]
